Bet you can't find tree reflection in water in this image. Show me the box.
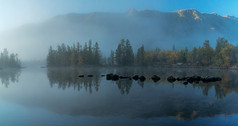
[47,68,101,93]
[47,67,238,98]
[0,69,21,87]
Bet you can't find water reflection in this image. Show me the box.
[47,68,101,93]
[0,69,21,87]
[2,67,238,122]
[47,68,238,98]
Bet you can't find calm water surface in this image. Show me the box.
[0,67,238,126]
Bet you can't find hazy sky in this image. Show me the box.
[0,0,238,31]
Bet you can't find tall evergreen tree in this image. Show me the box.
[137,45,145,65]
[93,42,101,65]
[116,40,123,65]
[108,50,115,66]
[88,40,93,63]
[47,46,54,66]
[82,42,88,64]
[214,38,228,66]
[200,40,214,65]
[125,39,134,65]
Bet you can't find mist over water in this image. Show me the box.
[1,1,238,126]
[0,9,238,61]
[0,67,237,126]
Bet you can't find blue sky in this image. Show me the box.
[0,0,237,31]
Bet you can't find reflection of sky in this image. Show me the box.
[0,100,238,126]
[0,0,238,31]
[0,68,238,125]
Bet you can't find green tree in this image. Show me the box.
[220,43,235,67]
[125,39,134,65]
[116,39,125,65]
[82,42,88,64]
[47,46,55,67]
[93,42,101,65]
[108,50,115,66]
[214,38,228,66]
[88,40,93,64]
[201,40,214,65]
[137,45,145,65]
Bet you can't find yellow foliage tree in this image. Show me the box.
[220,43,234,67]
[166,51,177,64]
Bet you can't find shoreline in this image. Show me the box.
[45,65,238,70]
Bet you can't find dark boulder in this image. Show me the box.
[186,76,202,83]
[78,75,84,77]
[191,76,202,81]
[132,75,139,80]
[139,76,146,82]
[187,77,194,83]
[87,75,93,77]
[183,81,188,85]
[202,76,222,83]
[151,75,160,82]
[106,73,113,80]
[112,74,119,81]
[119,76,131,79]
[177,77,186,81]
[167,76,176,83]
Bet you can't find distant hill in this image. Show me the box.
[0,9,238,60]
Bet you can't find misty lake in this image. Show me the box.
[0,67,238,126]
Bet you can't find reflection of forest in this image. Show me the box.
[47,68,238,98]
[47,68,101,93]
[45,68,238,120]
[0,69,21,87]
[156,69,238,99]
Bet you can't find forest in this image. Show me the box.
[47,37,238,67]
[0,49,21,68]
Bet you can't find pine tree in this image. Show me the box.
[201,40,213,65]
[137,45,145,65]
[88,40,93,64]
[125,39,134,65]
[116,41,123,65]
[47,46,54,66]
[214,38,228,66]
[93,42,101,65]
[108,50,115,66]
[82,42,88,64]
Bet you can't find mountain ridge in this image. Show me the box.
[0,9,238,61]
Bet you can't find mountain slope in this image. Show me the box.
[0,9,238,61]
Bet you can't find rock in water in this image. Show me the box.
[112,74,119,81]
[151,75,160,82]
[87,75,93,77]
[183,81,188,85]
[106,73,113,80]
[139,76,146,82]
[78,75,84,77]
[167,76,176,83]
[132,75,139,80]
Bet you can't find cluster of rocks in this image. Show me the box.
[105,73,147,82]
[78,75,93,77]
[167,75,222,84]
[78,74,221,84]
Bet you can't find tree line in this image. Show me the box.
[47,37,238,67]
[136,37,238,67]
[0,49,21,68]
[47,40,101,67]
